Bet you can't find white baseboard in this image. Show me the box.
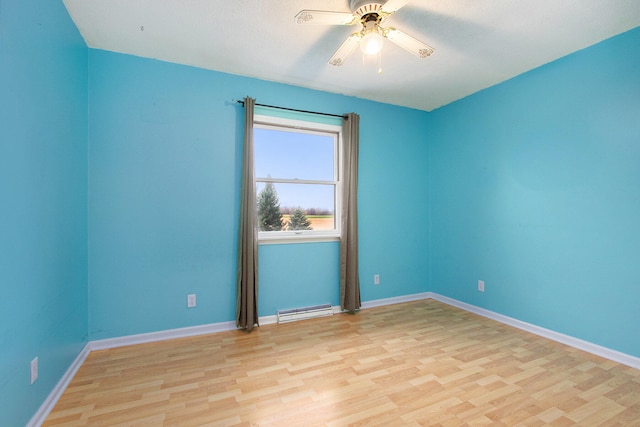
[360,292,433,309]
[90,320,238,351]
[259,314,278,325]
[27,343,91,427]
[430,293,640,370]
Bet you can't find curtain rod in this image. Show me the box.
[237,100,347,119]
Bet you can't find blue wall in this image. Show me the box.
[4,2,638,423]
[0,0,88,425]
[87,50,430,340]
[430,27,640,357]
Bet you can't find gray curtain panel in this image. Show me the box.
[340,112,361,311]
[236,97,259,331]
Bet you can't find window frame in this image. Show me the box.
[253,113,342,244]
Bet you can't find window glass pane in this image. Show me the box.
[256,182,335,231]
[254,128,335,181]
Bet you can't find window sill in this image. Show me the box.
[258,234,340,245]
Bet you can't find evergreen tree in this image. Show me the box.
[257,182,284,231]
[287,207,313,231]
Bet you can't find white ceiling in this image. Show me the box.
[62,0,640,112]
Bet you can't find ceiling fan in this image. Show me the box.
[295,0,435,66]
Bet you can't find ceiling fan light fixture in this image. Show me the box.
[296,0,434,66]
[360,21,383,55]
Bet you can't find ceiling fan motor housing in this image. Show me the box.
[350,0,384,18]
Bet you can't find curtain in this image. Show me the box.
[236,97,259,331]
[340,113,361,311]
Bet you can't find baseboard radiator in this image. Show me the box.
[277,304,333,324]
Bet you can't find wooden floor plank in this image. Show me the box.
[44,300,640,426]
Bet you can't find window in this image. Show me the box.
[254,112,342,242]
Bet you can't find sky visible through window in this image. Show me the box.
[254,127,335,211]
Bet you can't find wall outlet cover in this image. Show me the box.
[187,294,196,308]
[30,357,38,384]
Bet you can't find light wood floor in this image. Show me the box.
[44,300,640,426]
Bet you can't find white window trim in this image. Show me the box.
[254,114,342,244]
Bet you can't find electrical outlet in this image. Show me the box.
[30,357,38,384]
[187,294,196,308]
[374,274,380,285]
[478,280,485,292]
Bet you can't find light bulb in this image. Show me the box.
[360,31,383,55]
[360,21,383,55]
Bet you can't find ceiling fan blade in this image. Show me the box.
[383,27,435,58]
[380,0,409,14]
[328,33,361,66]
[295,10,358,25]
